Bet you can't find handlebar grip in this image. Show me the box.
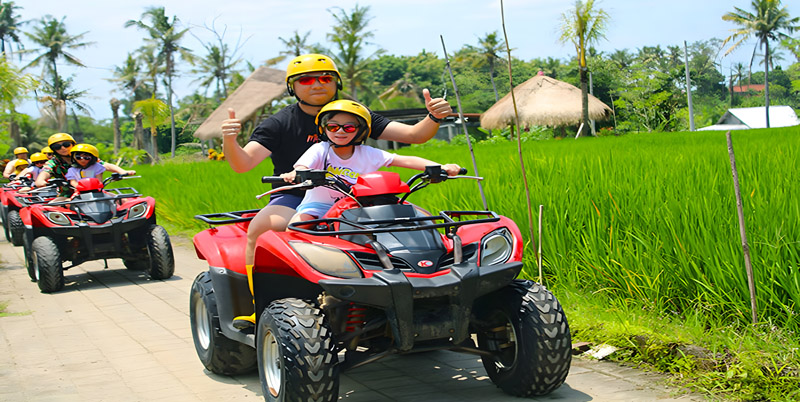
[262,176,285,184]
[458,167,468,175]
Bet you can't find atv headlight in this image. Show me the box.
[127,202,148,219]
[289,241,363,279]
[46,211,72,226]
[480,228,513,266]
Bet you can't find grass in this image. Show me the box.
[125,127,800,400]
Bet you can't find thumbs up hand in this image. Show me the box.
[222,108,242,138]
[423,88,452,121]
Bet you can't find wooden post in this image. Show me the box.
[726,131,758,324]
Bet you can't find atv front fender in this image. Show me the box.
[193,225,248,276]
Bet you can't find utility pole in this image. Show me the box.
[684,40,695,131]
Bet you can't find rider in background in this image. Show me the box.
[66,144,134,188]
[3,147,30,179]
[282,100,461,223]
[35,134,135,199]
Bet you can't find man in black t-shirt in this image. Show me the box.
[220,54,451,328]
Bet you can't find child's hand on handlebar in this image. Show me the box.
[125,170,136,176]
[280,170,297,183]
[442,164,462,176]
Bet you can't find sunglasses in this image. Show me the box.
[45,153,54,157]
[34,161,46,165]
[50,141,74,151]
[73,154,93,161]
[325,123,359,133]
[293,74,335,86]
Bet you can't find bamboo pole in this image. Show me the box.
[440,35,488,210]
[499,0,538,265]
[726,131,758,324]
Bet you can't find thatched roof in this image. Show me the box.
[480,72,612,129]
[194,66,287,140]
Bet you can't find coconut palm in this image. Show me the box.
[559,0,610,137]
[0,1,25,58]
[23,15,92,102]
[133,97,169,163]
[110,98,121,153]
[464,32,506,101]
[0,56,36,150]
[108,52,151,104]
[192,42,241,102]
[722,0,800,127]
[265,30,313,66]
[327,4,384,102]
[126,6,194,158]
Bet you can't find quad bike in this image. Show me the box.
[190,167,571,401]
[21,173,175,293]
[1,175,51,246]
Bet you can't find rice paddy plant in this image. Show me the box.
[406,127,800,332]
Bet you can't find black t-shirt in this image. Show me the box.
[248,102,391,196]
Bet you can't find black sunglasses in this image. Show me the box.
[33,161,46,165]
[50,141,75,151]
[73,154,93,161]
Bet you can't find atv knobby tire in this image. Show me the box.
[144,225,174,280]
[257,298,339,402]
[2,206,10,242]
[8,209,24,246]
[475,282,571,397]
[32,236,64,293]
[190,271,256,375]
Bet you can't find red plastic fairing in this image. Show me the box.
[351,171,410,197]
[76,178,103,193]
[118,196,156,219]
[193,225,248,275]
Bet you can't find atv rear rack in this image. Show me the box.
[288,210,500,236]
[194,209,262,225]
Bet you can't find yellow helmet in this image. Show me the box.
[315,100,372,146]
[30,153,49,163]
[48,132,76,147]
[71,143,99,158]
[13,159,29,173]
[41,146,53,154]
[13,147,28,156]
[285,54,342,96]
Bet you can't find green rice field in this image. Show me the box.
[126,127,800,333]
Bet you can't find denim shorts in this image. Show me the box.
[268,193,303,209]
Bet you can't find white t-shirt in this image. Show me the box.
[294,142,395,208]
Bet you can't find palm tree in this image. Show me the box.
[133,97,169,163]
[110,98,121,153]
[126,6,194,158]
[465,32,506,101]
[24,15,92,103]
[559,0,610,137]
[723,0,800,128]
[265,30,313,66]
[0,1,25,58]
[0,56,36,149]
[192,42,241,101]
[327,4,384,101]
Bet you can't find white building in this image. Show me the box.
[698,106,800,131]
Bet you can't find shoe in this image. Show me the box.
[233,313,255,329]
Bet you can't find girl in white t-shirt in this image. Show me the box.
[281,100,461,223]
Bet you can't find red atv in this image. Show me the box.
[21,173,174,293]
[190,167,571,401]
[1,175,46,246]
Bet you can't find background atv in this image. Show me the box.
[190,167,571,401]
[21,173,174,292]
[0,176,49,246]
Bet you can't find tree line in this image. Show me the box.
[1,1,799,162]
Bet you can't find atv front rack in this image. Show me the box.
[288,210,500,236]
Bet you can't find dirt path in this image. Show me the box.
[0,237,704,401]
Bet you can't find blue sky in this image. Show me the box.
[11,0,795,120]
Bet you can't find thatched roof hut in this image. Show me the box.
[194,66,287,140]
[480,72,612,130]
